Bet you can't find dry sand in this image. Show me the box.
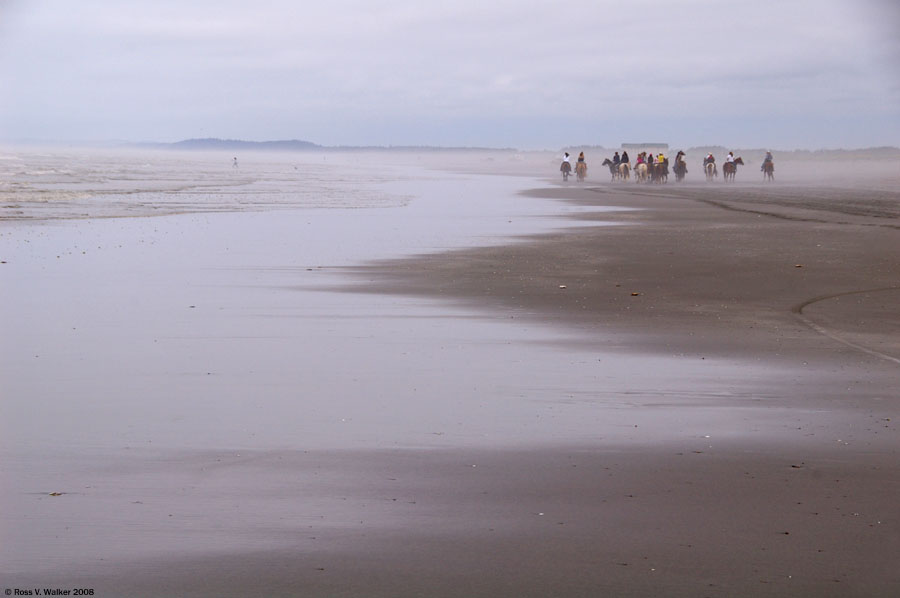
[2,154,899,597]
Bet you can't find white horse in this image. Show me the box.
[618,162,630,181]
[704,162,717,182]
[634,163,649,183]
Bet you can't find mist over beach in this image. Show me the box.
[2,1,900,597]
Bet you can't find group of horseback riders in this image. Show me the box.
[702,150,774,182]
[559,151,589,181]
[561,149,775,183]
[604,150,681,183]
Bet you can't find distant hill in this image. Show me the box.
[136,138,515,152]
[159,138,323,151]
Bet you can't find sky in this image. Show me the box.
[0,0,898,150]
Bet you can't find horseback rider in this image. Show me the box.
[704,153,717,175]
[560,152,572,176]
[761,150,773,171]
[578,152,585,163]
[613,151,621,166]
[672,150,687,179]
[724,152,735,166]
[620,150,629,164]
[656,153,668,178]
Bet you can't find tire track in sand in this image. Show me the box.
[792,287,900,365]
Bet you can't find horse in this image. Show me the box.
[651,159,669,184]
[601,158,620,181]
[704,162,717,182]
[575,161,588,182]
[618,162,630,181]
[633,162,649,183]
[673,152,688,182]
[722,157,744,182]
[560,160,572,181]
[762,161,774,182]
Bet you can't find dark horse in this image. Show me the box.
[763,161,774,182]
[673,152,688,182]
[560,160,572,181]
[601,158,620,181]
[651,159,669,183]
[722,157,744,182]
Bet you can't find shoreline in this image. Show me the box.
[345,183,900,365]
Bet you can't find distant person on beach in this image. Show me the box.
[704,153,715,165]
[233,157,238,168]
[612,151,621,166]
[725,152,735,166]
[620,151,629,164]
[577,152,585,163]
[761,151,773,171]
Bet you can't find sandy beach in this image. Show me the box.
[1,149,899,597]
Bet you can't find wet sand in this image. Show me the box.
[2,159,900,596]
[349,183,900,362]
[13,445,898,597]
[331,182,900,596]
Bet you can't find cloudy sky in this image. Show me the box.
[0,0,897,149]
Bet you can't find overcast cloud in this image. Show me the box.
[0,0,897,149]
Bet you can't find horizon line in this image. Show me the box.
[1,137,899,154]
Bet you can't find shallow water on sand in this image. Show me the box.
[0,150,803,577]
[0,148,420,220]
[0,152,743,457]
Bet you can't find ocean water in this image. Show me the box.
[0,147,644,455]
[0,148,421,221]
